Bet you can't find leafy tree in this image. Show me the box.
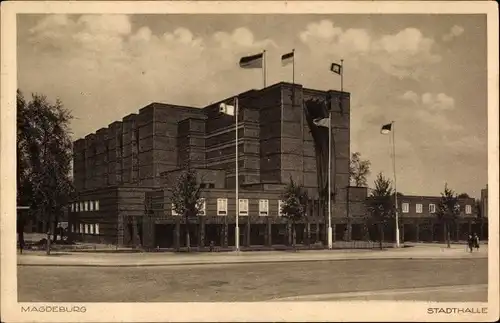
[17,90,74,255]
[458,193,470,199]
[367,172,394,249]
[436,183,460,248]
[349,152,371,187]
[170,168,204,251]
[280,177,309,250]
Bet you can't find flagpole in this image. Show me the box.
[327,105,333,250]
[235,97,240,252]
[392,120,400,248]
[263,50,267,88]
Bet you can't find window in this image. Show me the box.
[416,204,423,213]
[84,201,88,212]
[71,203,75,212]
[429,204,436,213]
[209,183,215,189]
[402,203,409,213]
[278,200,284,216]
[95,223,100,235]
[239,199,249,216]
[89,201,94,211]
[171,203,179,216]
[79,224,83,233]
[259,199,269,216]
[96,200,100,211]
[80,202,84,212]
[198,198,206,216]
[200,183,207,189]
[89,224,94,234]
[466,205,472,214]
[84,224,89,234]
[217,198,228,216]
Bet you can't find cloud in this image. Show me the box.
[299,20,441,79]
[442,25,465,42]
[400,90,419,104]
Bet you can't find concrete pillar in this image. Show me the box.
[246,221,251,247]
[347,223,352,241]
[415,223,420,242]
[401,224,405,242]
[174,220,180,250]
[315,221,320,243]
[223,223,228,248]
[332,224,336,242]
[266,219,272,246]
[199,218,205,248]
[306,222,311,246]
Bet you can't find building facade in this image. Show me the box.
[70,82,368,248]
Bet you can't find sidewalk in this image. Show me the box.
[17,244,488,267]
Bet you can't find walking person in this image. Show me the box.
[473,233,480,251]
[467,234,474,253]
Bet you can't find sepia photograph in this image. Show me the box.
[1,1,498,322]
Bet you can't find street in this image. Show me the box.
[18,257,487,302]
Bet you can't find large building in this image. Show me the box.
[68,82,485,249]
[69,82,369,248]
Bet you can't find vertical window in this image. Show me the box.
[89,224,94,234]
[198,198,206,216]
[402,203,409,213]
[84,224,89,234]
[71,203,75,212]
[171,203,179,216]
[84,201,88,212]
[79,224,83,233]
[96,200,100,211]
[466,205,472,214]
[80,202,84,212]
[416,204,423,213]
[217,198,228,216]
[95,223,100,235]
[278,200,285,216]
[259,199,269,216]
[239,199,249,216]
[89,201,94,211]
[429,204,436,213]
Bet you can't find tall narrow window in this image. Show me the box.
[239,199,249,216]
[402,203,409,213]
[217,198,228,216]
[171,203,179,216]
[79,224,83,233]
[465,205,472,214]
[259,199,269,216]
[95,223,100,235]
[89,201,94,211]
[198,198,206,216]
[89,224,94,234]
[416,204,423,213]
[278,200,284,216]
[429,204,436,213]
[84,201,88,212]
[96,200,100,211]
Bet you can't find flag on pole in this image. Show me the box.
[313,117,330,128]
[239,53,264,69]
[281,51,294,66]
[380,123,392,134]
[219,103,236,116]
[331,63,342,75]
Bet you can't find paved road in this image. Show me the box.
[18,257,487,302]
[17,244,488,267]
[273,284,488,302]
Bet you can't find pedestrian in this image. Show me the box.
[19,240,24,254]
[467,234,474,253]
[473,233,480,251]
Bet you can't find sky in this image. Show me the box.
[17,14,488,198]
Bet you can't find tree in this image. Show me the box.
[170,168,204,252]
[349,152,371,187]
[280,177,309,250]
[367,172,394,249]
[436,183,460,248]
[17,90,74,255]
[458,193,470,199]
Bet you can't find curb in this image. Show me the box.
[17,255,487,268]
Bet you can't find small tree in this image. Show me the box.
[170,168,204,252]
[436,183,460,248]
[280,177,309,250]
[458,193,470,199]
[367,172,394,249]
[349,152,371,187]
